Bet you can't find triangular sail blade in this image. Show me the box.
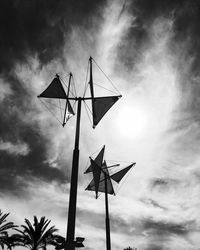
[98,177,115,195]
[84,146,105,174]
[38,76,67,99]
[85,179,95,191]
[63,100,75,126]
[67,100,75,115]
[85,174,115,196]
[90,159,101,198]
[98,161,115,195]
[92,96,121,128]
[110,163,135,183]
[85,160,115,197]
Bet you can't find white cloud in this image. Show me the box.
[0,78,12,101]
[0,140,30,156]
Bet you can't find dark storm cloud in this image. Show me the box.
[132,1,200,130]
[78,209,104,230]
[0,112,66,195]
[152,179,169,187]
[141,198,167,211]
[0,0,107,195]
[131,0,200,45]
[0,75,68,195]
[142,218,194,250]
[171,1,200,73]
[0,0,106,73]
[116,0,200,75]
[77,206,142,238]
[150,178,180,192]
[169,1,200,134]
[74,205,137,236]
[110,215,137,236]
[143,218,191,236]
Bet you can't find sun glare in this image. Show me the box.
[115,103,149,139]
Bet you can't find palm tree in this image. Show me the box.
[0,210,17,249]
[15,216,63,250]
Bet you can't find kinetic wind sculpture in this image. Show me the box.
[37,57,121,250]
[85,146,136,250]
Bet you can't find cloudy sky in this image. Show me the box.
[1,0,200,249]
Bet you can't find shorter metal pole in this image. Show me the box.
[104,172,111,250]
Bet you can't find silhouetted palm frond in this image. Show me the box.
[5,234,25,250]
[0,210,17,249]
[14,216,62,250]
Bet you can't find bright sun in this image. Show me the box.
[114,103,149,139]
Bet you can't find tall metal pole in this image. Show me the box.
[66,97,82,250]
[104,172,111,250]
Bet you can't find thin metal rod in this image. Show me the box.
[89,56,94,99]
[67,73,72,97]
[66,97,82,250]
[104,172,111,250]
[102,164,120,169]
[89,56,95,127]
[37,95,122,101]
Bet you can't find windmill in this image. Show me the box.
[85,145,136,250]
[37,57,122,250]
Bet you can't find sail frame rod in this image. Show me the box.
[37,95,122,101]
